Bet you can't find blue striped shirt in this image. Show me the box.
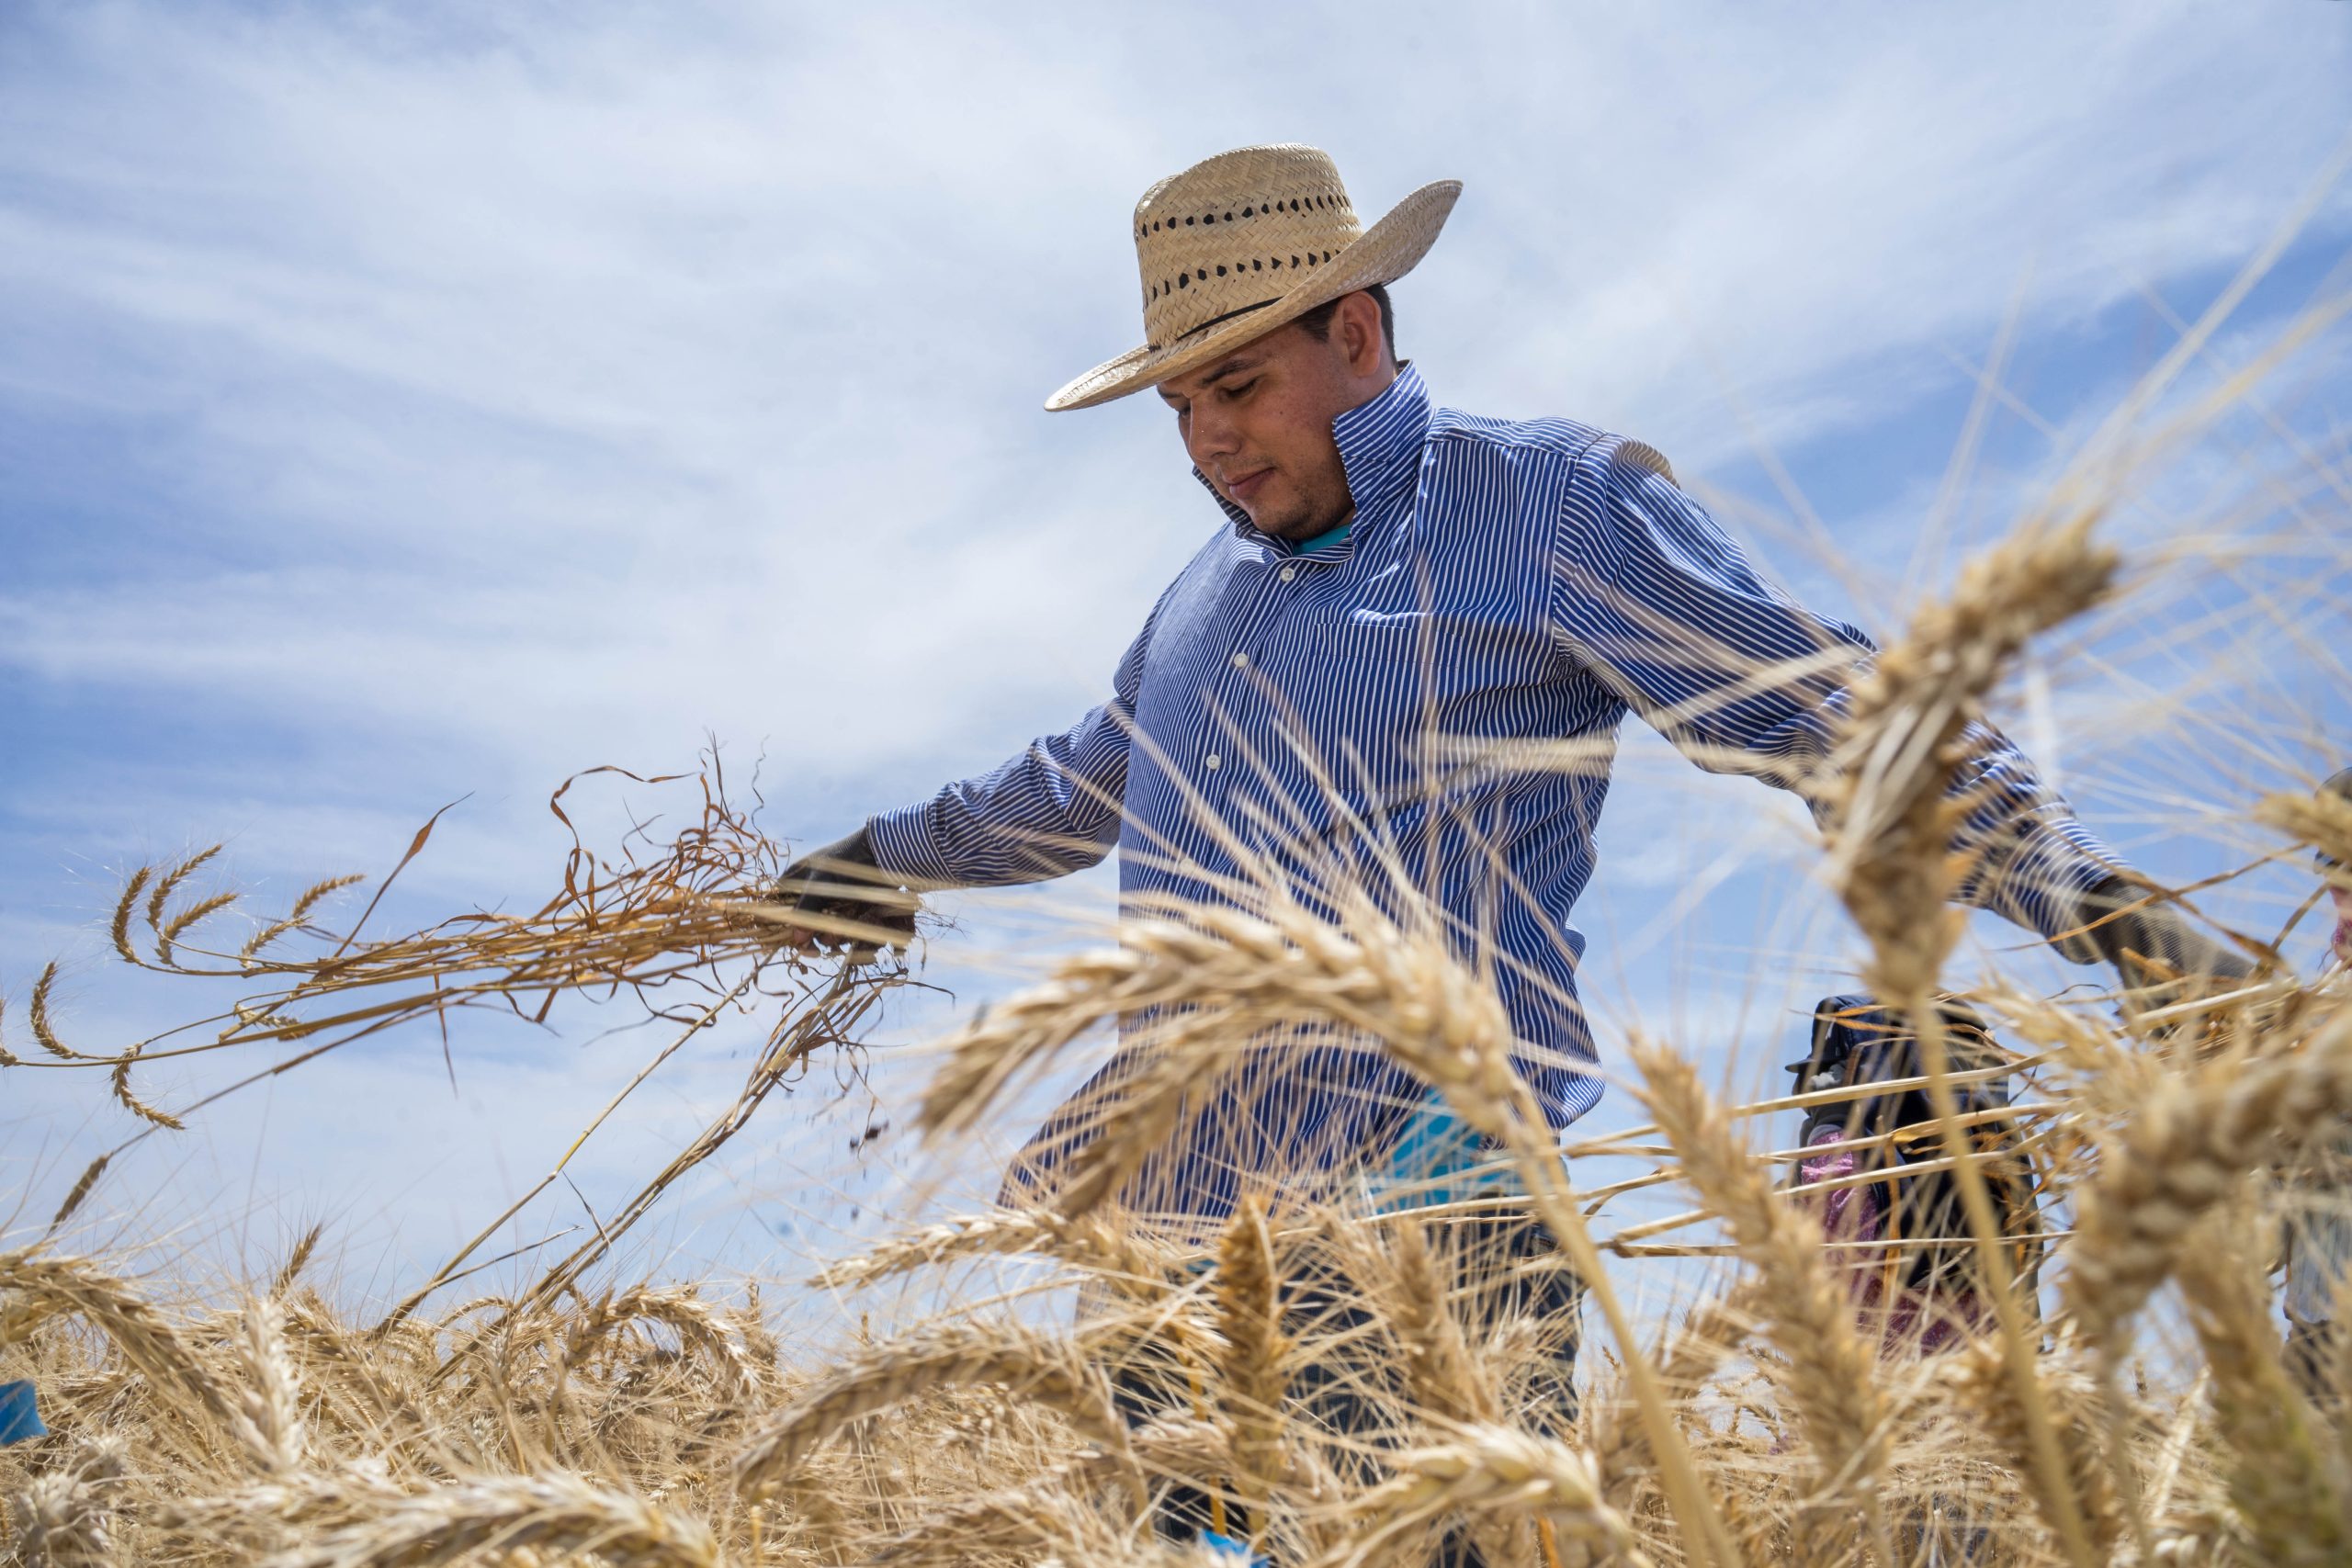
[869,365,2114,1219]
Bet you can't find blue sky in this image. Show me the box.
[3,1,2349,1317]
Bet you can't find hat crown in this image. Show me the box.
[1131,144,1363,352]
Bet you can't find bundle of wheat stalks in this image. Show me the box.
[7,273,2352,1566]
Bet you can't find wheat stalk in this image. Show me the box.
[234,1297,309,1474]
[0,1248,249,1443]
[1945,1339,2126,1557]
[730,1321,1137,1501]
[2257,788,2352,875]
[1213,1194,1290,1544]
[1321,1423,1651,1568]
[262,1471,718,1568]
[2065,1001,2352,1356]
[814,1208,1183,1294]
[560,1284,765,1401]
[9,1438,127,1568]
[1629,1039,1894,1555]
[241,874,368,967]
[28,962,93,1061]
[2173,1213,2350,1566]
[144,845,224,966]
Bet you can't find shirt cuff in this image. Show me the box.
[865,798,958,886]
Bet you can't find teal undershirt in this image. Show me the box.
[1294,519,1353,555]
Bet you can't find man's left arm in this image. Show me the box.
[1549,445,2246,984]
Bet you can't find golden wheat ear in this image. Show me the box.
[2174,1210,2352,1564]
[1944,1339,2128,1559]
[729,1322,1139,1506]
[6,1437,128,1568]
[267,1472,721,1568]
[1324,1424,1652,1568]
[1628,1037,1896,1561]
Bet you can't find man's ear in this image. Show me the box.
[1337,290,1387,378]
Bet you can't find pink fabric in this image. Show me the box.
[1798,1123,1988,1356]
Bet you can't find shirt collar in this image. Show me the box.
[1193,362,1432,555]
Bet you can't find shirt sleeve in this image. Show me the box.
[1548,445,2119,945]
[864,604,1154,890]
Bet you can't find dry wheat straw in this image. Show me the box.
[2065,1002,2352,1355]
[1325,1424,1650,1568]
[270,1224,325,1299]
[2257,786,2352,874]
[814,1209,1182,1293]
[29,962,87,1061]
[1824,513,2123,1568]
[2173,1215,2350,1566]
[234,1297,308,1474]
[0,1249,246,1440]
[144,845,220,944]
[1945,1340,2125,1557]
[560,1285,764,1401]
[241,874,368,966]
[9,1438,127,1568]
[1590,1288,1756,1512]
[107,1041,184,1130]
[1356,1215,1492,1427]
[108,866,152,964]
[265,1471,718,1568]
[730,1322,1136,1500]
[1630,1039,1894,1551]
[1214,1195,1289,1543]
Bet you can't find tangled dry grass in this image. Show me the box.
[6,241,2352,1568]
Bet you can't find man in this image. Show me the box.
[778,142,2244,1548]
[786,139,2239,1188]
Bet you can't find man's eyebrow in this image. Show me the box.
[1160,353,1268,403]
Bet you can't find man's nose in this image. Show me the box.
[1185,402,1240,464]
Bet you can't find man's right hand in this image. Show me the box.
[761,825,920,957]
[2060,872,2256,1005]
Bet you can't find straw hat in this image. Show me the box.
[1046,143,1461,412]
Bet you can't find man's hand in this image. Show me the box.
[762,826,920,958]
[2062,873,2255,1000]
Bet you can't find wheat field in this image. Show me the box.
[6,249,2352,1567]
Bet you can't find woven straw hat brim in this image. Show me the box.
[1045,178,1462,412]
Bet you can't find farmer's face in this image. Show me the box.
[1156,290,1394,542]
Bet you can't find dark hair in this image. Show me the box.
[1293,282,1396,359]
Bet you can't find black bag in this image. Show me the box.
[1787,994,2043,1306]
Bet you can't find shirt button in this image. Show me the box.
[1204,753,1221,771]
[1230,651,1249,670]
[1279,567,1296,582]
